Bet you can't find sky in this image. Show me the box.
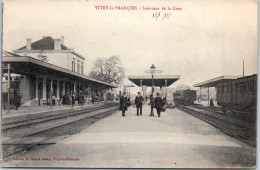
[2,0,258,92]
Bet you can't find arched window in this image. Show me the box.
[81,65,84,75]
[77,63,80,73]
[72,61,75,72]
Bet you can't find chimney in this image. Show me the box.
[26,38,31,50]
[61,36,64,45]
[54,38,61,50]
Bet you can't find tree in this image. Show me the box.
[89,56,125,85]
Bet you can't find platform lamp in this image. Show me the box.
[150,64,156,116]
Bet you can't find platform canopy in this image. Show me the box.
[193,75,241,87]
[128,75,180,87]
[2,53,117,88]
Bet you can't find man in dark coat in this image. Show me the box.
[91,94,95,104]
[154,93,164,117]
[120,92,128,116]
[135,92,144,116]
[71,94,75,107]
[62,94,66,105]
[14,93,21,110]
[210,98,214,108]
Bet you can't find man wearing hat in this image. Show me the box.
[120,92,128,116]
[154,93,164,117]
[135,92,144,116]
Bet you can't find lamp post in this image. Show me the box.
[145,64,162,117]
[150,64,156,116]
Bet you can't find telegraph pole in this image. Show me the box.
[7,64,10,113]
[50,76,53,109]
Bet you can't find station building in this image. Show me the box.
[2,36,117,107]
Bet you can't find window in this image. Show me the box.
[226,83,229,93]
[235,83,238,93]
[221,85,224,93]
[239,82,246,93]
[230,83,233,93]
[217,86,221,94]
[72,61,75,72]
[81,65,84,75]
[244,82,247,92]
[77,63,80,73]
[248,81,255,93]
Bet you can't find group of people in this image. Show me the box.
[60,92,85,107]
[59,91,102,107]
[119,92,165,117]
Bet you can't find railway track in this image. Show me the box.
[176,104,256,147]
[2,103,116,134]
[193,104,256,123]
[2,103,119,160]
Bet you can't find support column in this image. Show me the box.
[140,79,143,96]
[165,79,168,100]
[67,82,70,95]
[62,81,65,95]
[74,81,77,94]
[35,76,39,102]
[42,77,47,101]
[57,80,60,100]
[150,75,154,117]
[200,87,201,101]
[208,87,210,105]
[7,63,10,112]
[50,77,53,108]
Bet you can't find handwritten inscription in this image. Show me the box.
[153,12,171,21]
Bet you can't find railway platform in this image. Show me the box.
[3,104,256,168]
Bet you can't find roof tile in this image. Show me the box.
[17,36,69,50]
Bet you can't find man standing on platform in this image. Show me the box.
[154,93,164,117]
[135,92,144,116]
[120,92,128,116]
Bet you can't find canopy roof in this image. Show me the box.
[2,53,117,88]
[128,75,180,87]
[193,75,241,87]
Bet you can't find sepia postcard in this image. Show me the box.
[1,0,258,168]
